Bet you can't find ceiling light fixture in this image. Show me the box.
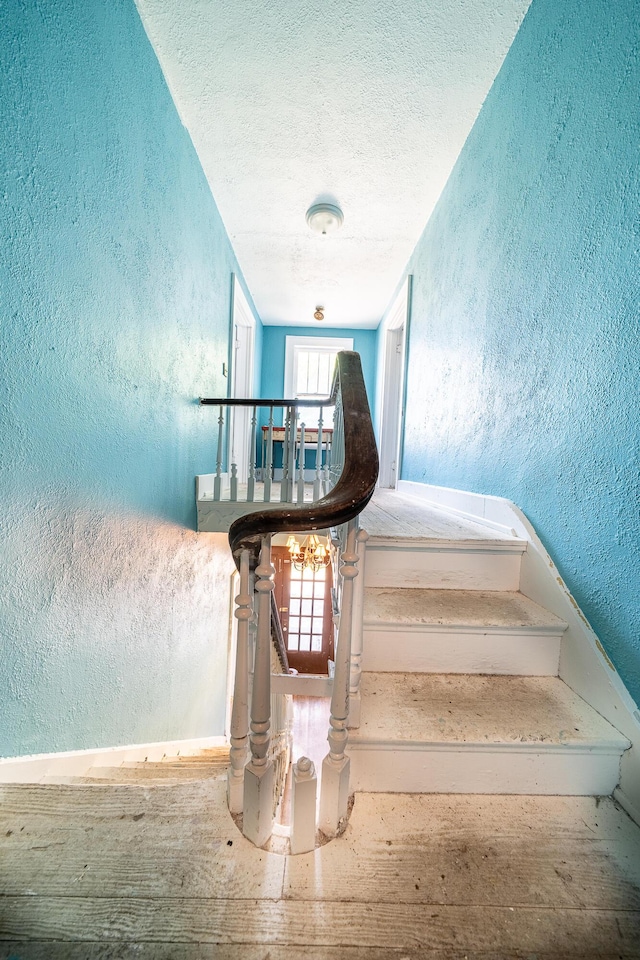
[286,533,331,573]
[306,202,344,236]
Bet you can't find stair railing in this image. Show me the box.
[199,399,335,506]
[201,351,378,847]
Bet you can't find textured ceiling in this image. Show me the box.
[136,0,531,327]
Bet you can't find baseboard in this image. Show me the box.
[614,785,640,828]
[397,480,520,538]
[396,479,640,820]
[0,734,228,783]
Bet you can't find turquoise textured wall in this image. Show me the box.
[261,326,377,418]
[0,0,258,756]
[401,0,640,701]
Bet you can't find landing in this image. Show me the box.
[362,488,522,543]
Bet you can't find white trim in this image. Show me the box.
[271,674,333,697]
[0,735,228,783]
[229,275,256,481]
[397,479,640,823]
[348,738,628,755]
[615,783,640,827]
[376,278,409,488]
[362,624,562,676]
[349,740,625,795]
[284,335,353,398]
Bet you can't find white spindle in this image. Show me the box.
[227,549,251,813]
[314,408,324,501]
[319,519,359,837]
[297,422,306,504]
[290,757,317,855]
[243,537,275,847]
[264,406,274,502]
[281,407,291,502]
[348,527,368,730]
[287,406,297,502]
[214,405,224,501]
[247,405,257,502]
[230,462,238,501]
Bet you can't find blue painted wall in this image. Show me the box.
[261,326,377,418]
[0,0,260,756]
[400,0,640,701]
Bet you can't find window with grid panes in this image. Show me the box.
[284,336,353,430]
[287,563,328,653]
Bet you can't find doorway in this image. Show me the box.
[229,275,255,482]
[377,277,411,489]
[272,546,334,675]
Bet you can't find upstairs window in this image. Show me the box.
[284,336,353,429]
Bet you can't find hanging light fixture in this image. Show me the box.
[286,533,331,572]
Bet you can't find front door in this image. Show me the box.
[272,546,334,675]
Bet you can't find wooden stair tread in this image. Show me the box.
[352,673,629,749]
[77,762,227,784]
[364,587,566,631]
[362,490,524,545]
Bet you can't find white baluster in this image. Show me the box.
[348,528,368,730]
[281,407,291,502]
[230,462,238,501]
[264,406,274,502]
[247,405,257,503]
[227,549,251,813]
[214,405,224,501]
[314,407,324,501]
[319,520,359,837]
[297,422,306,504]
[290,756,317,855]
[243,537,275,847]
[287,406,297,502]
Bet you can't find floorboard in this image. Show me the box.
[2,778,640,957]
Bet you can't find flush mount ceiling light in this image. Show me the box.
[306,202,344,236]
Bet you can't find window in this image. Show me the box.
[284,336,353,429]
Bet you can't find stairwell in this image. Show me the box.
[3,492,640,953]
[349,489,629,797]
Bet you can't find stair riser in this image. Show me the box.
[365,546,522,591]
[362,628,561,676]
[348,746,623,795]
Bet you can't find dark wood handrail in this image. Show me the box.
[226,351,378,569]
[200,397,331,408]
[270,592,289,673]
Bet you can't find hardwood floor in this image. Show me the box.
[2,764,640,958]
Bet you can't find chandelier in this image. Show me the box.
[286,533,331,572]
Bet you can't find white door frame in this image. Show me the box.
[377,276,411,489]
[229,275,256,482]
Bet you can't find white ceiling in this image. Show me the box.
[136,0,530,328]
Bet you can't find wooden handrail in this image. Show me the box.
[270,591,289,673]
[200,397,331,408]
[225,352,378,569]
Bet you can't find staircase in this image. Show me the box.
[42,746,231,786]
[349,490,629,796]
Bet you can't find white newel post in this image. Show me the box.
[227,549,251,813]
[348,527,368,729]
[319,519,359,837]
[291,757,317,855]
[243,537,275,847]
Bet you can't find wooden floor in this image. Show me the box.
[361,489,519,542]
[2,763,640,958]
